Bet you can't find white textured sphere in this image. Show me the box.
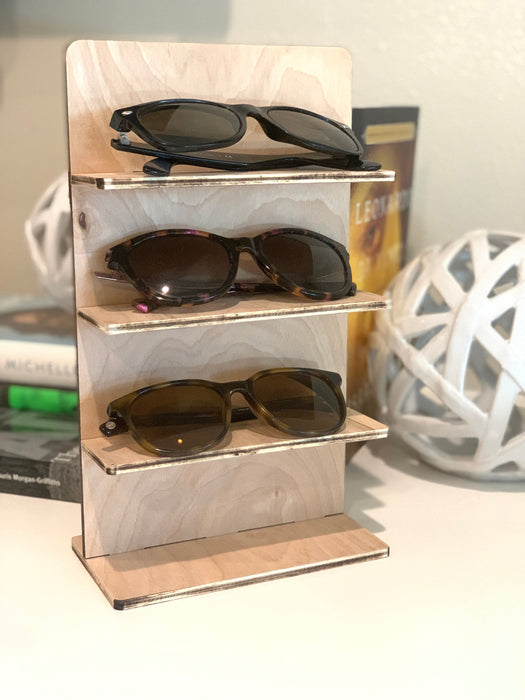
[24,173,74,311]
[369,229,525,481]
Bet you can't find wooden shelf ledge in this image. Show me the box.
[71,168,395,190]
[78,290,389,335]
[82,409,388,475]
[72,513,389,609]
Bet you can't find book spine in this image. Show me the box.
[0,339,77,389]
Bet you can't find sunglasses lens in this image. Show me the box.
[138,103,241,148]
[259,231,348,295]
[127,234,231,298]
[253,371,344,434]
[266,107,360,154]
[129,384,227,453]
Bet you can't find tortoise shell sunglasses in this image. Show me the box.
[97,227,357,313]
[100,367,346,457]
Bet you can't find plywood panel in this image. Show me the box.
[66,42,385,570]
[81,445,346,557]
[78,291,388,334]
[66,41,353,173]
[71,168,395,190]
[83,410,388,475]
[72,514,389,609]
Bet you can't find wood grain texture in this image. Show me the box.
[72,514,389,609]
[83,410,388,475]
[77,308,355,557]
[67,42,389,568]
[66,41,353,174]
[81,445,346,557]
[78,291,389,335]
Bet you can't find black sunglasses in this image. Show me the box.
[100,367,346,457]
[109,99,381,174]
[98,227,357,313]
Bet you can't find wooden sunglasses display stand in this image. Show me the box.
[66,40,394,609]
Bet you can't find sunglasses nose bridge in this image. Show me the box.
[223,380,251,397]
[236,105,272,137]
[233,237,258,256]
[237,104,262,118]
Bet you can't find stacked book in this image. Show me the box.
[348,105,419,411]
[0,295,80,502]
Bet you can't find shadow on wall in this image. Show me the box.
[0,0,231,38]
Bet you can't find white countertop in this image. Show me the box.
[1,436,523,700]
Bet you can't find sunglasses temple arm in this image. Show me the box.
[111,140,378,173]
[92,274,284,300]
[230,406,258,423]
[93,270,130,284]
[94,274,283,293]
[227,282,285,295]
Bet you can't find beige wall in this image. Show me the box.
[1,0,524,295]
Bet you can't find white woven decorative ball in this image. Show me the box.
[369,229,525,481]
[24,172,74,311]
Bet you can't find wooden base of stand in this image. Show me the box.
[72,514,388,610]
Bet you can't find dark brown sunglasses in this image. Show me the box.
[98,227,357,313]
[100,368,346,457]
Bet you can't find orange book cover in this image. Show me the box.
[348,106,419,408]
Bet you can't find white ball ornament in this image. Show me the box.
[24,173,74,311]
[369,229,525,481]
